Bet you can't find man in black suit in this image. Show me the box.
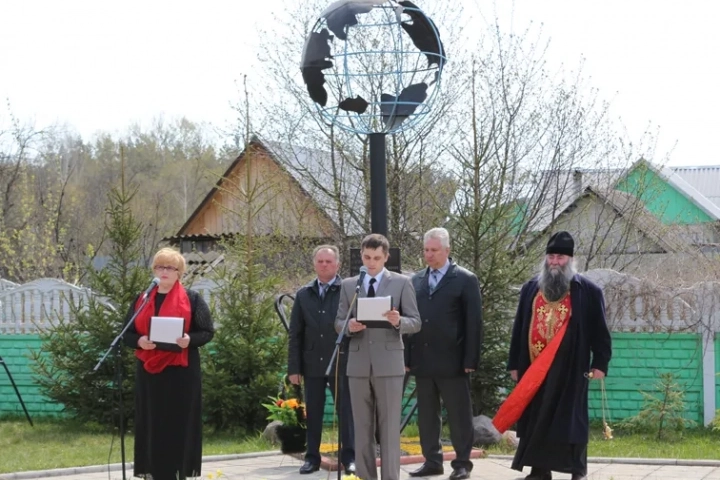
[407,228,483,480]
[288,245,355,475]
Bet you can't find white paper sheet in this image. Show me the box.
[149,316,184,343]
[357,296,392,322]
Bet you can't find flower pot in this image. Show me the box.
[277,424,307,454]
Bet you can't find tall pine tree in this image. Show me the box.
[32,156,150,427]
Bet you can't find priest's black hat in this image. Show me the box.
[546,231,574,257]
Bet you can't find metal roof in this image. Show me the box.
[262,139,366,235]
[670,165,720,208]
[527,167,626,233]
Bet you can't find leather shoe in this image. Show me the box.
[449,467,470,480]
[408,463,444,477]
[344,462,356,474]
[525,468,552,480]
[299,461,319,474]
[570,475,586,480]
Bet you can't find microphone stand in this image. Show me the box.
[325,286,361,480]
[94,294,150,480]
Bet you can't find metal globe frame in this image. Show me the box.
[300,0,447,235]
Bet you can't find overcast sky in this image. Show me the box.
[1,0,717,167]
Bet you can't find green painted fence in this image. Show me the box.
[1,333,709,425]
[0,335,62,417]
[588,332,704,424]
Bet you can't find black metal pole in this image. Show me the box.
[0,355,33,426]
[326,288,361,480]
[335,360,343,480]
[95,297,149,480]
[369,133,388,236]
[115,343,126,480]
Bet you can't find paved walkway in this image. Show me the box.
[2,454,720,480]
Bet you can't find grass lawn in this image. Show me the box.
[3,418,720,474]
[0,418,274,474]
[484,426,720,460]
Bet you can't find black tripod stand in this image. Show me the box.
[94,296,150,480]
[0,354,33,426]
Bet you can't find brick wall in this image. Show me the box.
[588,332,704,424]
[0,335,63,417]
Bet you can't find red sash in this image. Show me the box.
[492,292,571,433]
[134,281,192,374]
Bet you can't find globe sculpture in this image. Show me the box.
[300,0,447,235]
[300,0,446,135]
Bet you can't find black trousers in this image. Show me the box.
[304,374,355,467]
[416,376,474,471]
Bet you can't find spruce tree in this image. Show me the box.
[32,169,150,427]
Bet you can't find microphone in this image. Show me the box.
[142,277,160,299]
[355,266,368,291]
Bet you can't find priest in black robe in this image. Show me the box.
[506,231,612,480]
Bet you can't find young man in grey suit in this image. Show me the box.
[407,228,483,480]
[335,233,421,480]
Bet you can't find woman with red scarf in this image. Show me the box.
[123,248,215,480]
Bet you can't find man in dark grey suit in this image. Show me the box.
[288,245,355,475]
[335,233,421,480]
[407,228,483,480]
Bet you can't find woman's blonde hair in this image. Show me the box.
[152,247,186,276]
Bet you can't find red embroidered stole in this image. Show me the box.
[492,290,572,433]
[529,292,572,362]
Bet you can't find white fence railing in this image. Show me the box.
[0,278,115,334]
[0,277,222,334]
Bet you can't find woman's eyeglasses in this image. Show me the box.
[154,265,178,272]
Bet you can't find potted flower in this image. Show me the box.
[262,394,307,454]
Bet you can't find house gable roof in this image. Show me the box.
[530,185,690,254]
[528,167,627,233]
[173,136,342,238]
[617,159,720,222]
[529,160,720,236]
[669,165,720,208]
[260,139,366,235]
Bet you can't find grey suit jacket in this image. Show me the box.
[335,270,421,377]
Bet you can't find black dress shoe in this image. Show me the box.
[570,475,586,480]
[344,462,356,474]
[299,460,320,474]
[408,463,444,477]
[449,467,470,480]
[525,468,552,480]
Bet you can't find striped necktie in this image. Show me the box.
[429,269,440,292]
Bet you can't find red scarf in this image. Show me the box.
[133,281,192,374]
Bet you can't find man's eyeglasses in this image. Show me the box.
[154,265,178,272]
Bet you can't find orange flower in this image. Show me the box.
[284,399,299,409]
